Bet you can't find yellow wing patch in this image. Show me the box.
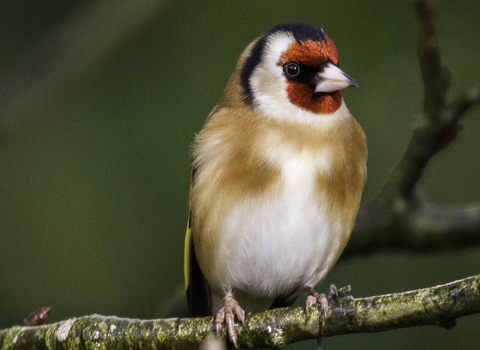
[184,207,192,291]
[184,169,194,291]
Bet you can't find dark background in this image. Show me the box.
[1,0,479,349]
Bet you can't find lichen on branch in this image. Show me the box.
[1,275,479,349]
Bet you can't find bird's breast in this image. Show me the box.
[191,109,367,311]
[216,144,344,301]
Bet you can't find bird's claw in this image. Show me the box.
[214,292,245,348]
[327,284,338,300]
[306,293,328,318]
[305,284,338,318]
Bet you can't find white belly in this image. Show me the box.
[216,147,342,308]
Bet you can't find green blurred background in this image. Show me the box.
[1,0,479,349]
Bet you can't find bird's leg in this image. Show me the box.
[305,284,338,318]
[305,285,338,350]
[214,292,245,348]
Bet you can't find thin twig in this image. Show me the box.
[448,84,480,125]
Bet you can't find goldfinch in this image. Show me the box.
[184,23,367,346]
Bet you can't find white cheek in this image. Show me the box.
[249,59,287,115]
[249,33,290,119]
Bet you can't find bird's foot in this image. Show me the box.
[214,292,245,348]
[305,285,340,350]
[305,284,338,318]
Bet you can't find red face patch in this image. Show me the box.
[279,37,342,114]
[279,37,339,66]
[286,82,342,114]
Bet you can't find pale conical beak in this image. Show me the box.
[314,62,358,93]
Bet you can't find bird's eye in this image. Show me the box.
[283,62,300,78]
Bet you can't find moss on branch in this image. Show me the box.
[1,275,479,350]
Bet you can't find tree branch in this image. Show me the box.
[416,0,449,124]
[345,191,480,258]
[346,0,480,260]
[1,275,479,350]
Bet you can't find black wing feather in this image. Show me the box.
[186,166,212,317]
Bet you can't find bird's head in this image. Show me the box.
[239,23,357,122]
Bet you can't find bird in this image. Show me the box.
[184,23,367,347]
